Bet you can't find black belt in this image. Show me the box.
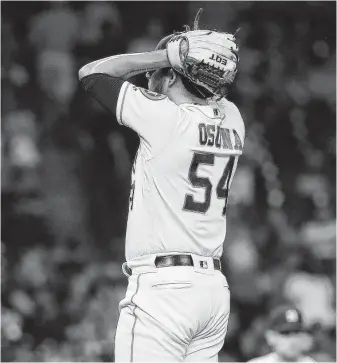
[155,255,221,271]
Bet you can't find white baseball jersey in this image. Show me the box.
[116,82,245,261]
[247,353,316,363]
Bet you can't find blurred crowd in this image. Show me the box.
[1,2,336,362]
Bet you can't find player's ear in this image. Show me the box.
[167,68,178,87]
[265,330,276,346]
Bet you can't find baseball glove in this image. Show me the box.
[166,11,239,98]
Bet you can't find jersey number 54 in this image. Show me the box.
[183,153,236,216]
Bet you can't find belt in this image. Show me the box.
[122,254,222,277]
[155,254,221,271]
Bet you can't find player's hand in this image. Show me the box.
[166,29,239,97]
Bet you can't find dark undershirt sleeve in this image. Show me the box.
[80,73,125,115]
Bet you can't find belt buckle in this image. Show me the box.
[199,260,208,269]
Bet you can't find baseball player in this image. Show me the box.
[79,10,244,362]
[247,306,315,363]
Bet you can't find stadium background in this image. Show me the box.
[1,1,336,361]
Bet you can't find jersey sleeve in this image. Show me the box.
[80,73,125,115]
[116,81,182,155]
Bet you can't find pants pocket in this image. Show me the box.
[151,281,193,290]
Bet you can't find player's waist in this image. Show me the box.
[122,252,222,276]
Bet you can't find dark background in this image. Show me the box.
[1,1,336,361]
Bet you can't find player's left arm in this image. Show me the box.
[78,50,183,157]
[78,50,170,115]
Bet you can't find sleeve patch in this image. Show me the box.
[139,88,167,101]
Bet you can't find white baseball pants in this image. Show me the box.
[114,253,230,362]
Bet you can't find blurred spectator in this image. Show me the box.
[284,271,335,329]
[79,2,122,46]
[3,109,41,194]
[29,1,80,107]
[36,50,77,106]
[28,2,80,53]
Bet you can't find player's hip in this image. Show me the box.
[120,253,228,303]
[116,270,230,361]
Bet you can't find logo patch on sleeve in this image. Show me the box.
[139,88,166,101]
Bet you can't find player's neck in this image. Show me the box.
[167,88,208,106]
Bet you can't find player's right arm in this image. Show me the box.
[78,51,182,156]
